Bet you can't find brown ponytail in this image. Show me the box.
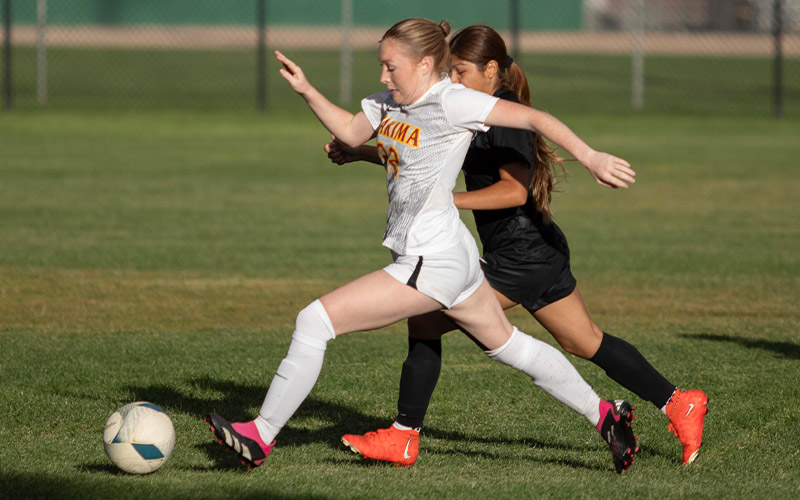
[450,25,565,222]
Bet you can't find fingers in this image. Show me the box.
[328,152,346,165]
[324,137,342,151]
[597,176,623,189]
[613,157,636,180]
[275,50,313,93]
[602,168,631,189]
[274,50,294,71]
[613,155,632,169]
[593,154,636,189]
[323,141,346,164]
[275,50,302,81]
[612,159,636,186]
[598,179,619,189]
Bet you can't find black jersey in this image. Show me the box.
[463,88,568,258]
[462,88,576,311]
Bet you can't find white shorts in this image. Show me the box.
[383,226,484,309]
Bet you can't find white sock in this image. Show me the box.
[392,421,420,432]
[254,300,335,443]
[486,327,601,426]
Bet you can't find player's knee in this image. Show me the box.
[292,299,336,350]
[559,334,601,359]
[560,340,589,358]
[485,327,543,370]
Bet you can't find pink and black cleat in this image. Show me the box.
[597,400,640,474]
[205,413,275,469]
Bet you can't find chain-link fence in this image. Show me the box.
[2,0,799,116]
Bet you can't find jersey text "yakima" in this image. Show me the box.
[377,117,420,148]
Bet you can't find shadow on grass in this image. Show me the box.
[76,463,127,474]
[323,449,611,473]
[684,333,800,360]
[2,470,335,500]
[121,376,611,472]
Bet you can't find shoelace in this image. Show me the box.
[665,389,684,437]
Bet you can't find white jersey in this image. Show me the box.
[361,78,499,255]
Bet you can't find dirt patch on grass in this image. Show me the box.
[0,267,334,333]
[6,26,799,56]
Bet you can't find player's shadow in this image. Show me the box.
[122,376,605,470]
[683,333,800,360]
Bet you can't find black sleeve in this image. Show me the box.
[487,124,536,170]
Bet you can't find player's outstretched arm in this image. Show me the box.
[485,99,636,189]
[276,50,374,147]
[324,136,383,166]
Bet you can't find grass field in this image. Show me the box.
[9,47,800,116]
[2,57,800,498]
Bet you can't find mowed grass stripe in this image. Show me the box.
[1,267,796,334]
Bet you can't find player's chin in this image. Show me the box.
[390,90,405,104]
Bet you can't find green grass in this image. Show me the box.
[8,47,800,117]
[1,107,800,499]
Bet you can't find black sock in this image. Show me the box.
[395,337,442,429]
[590,332,676,409]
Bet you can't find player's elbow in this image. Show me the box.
[333,135,351,147]
[508,185,529,207]
[338,134,364,148]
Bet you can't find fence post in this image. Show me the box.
[339,0,352,106]
[256,0,267,112]
[37,0,46,105]
[630,0,645,110]
[3,0,11,110]
[509,0,520,61]
[773,0,783,120]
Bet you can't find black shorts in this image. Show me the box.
[479,220,577,313]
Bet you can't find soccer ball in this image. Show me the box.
[103,401,176,474]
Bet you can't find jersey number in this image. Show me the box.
[377,141,399,179]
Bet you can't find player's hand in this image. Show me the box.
[275,50,312,95]
[324,135,360,165]
[585,150,636,189]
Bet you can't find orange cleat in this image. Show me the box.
[665,389,709,464]
[341,426,419,467]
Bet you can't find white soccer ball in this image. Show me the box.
[103,401,176,474]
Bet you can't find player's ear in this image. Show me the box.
[484,60,499,80]
[417,55,434,76]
